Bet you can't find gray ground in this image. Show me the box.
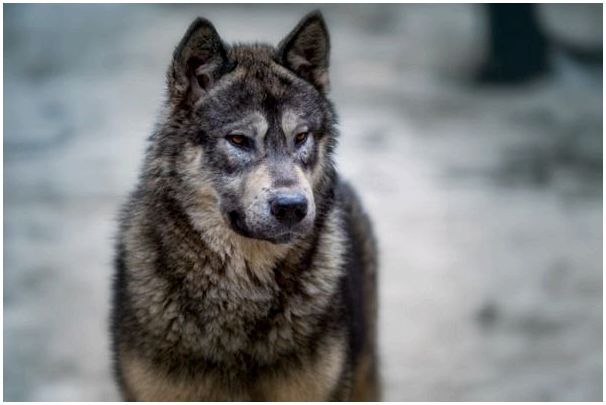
[4,4,602,401]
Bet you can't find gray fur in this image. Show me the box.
[111,11,379,401]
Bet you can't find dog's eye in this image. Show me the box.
[294,131,310,147]
[226,134,252,149]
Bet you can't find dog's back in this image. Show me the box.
[111,12,378,401]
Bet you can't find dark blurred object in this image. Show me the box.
[475,4,603,85]
[475,4,549,84]
[554,36,603,66]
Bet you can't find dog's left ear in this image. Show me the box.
[168,17,228,106]
[278,11,330,92]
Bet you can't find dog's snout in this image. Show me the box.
[270,193,308,226]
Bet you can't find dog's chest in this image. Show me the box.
[120,331,347,401]
[127,205,345,363]
[146,252,324,363]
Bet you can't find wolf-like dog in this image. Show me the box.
[111,11,378,401]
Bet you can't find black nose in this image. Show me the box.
[270,193,308,226]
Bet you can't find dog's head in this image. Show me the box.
[157,12,337,244]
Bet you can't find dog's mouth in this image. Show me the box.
[267,232,296,244]
[227,210,252,238]
[227,210,298,244]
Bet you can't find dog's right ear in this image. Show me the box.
[168,17,228,106]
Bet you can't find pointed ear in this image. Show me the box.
[278,11,330,92]
[168,17,228,105]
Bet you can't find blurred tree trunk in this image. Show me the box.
[475,4,549,84]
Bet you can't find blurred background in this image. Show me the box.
[3,3,602,401]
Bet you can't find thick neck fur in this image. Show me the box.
[122,145,344,370]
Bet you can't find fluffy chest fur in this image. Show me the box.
[121,196,346,369]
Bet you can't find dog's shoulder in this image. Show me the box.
[334,177,378,382]
[335,178,376,256]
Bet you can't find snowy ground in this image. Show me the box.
[4,4,602,401]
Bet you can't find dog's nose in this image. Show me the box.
[270,193,308,226]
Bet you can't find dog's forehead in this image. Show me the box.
[229,109,304,139]
[229,45,300,96]
[229,44,276,65]
[204,44,320,133]
[281,109,307,134]
[229,111,269,136]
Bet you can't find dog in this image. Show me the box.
[111,11,379,401]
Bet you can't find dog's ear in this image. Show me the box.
[278,11,330,92]
[168,17,228,105]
